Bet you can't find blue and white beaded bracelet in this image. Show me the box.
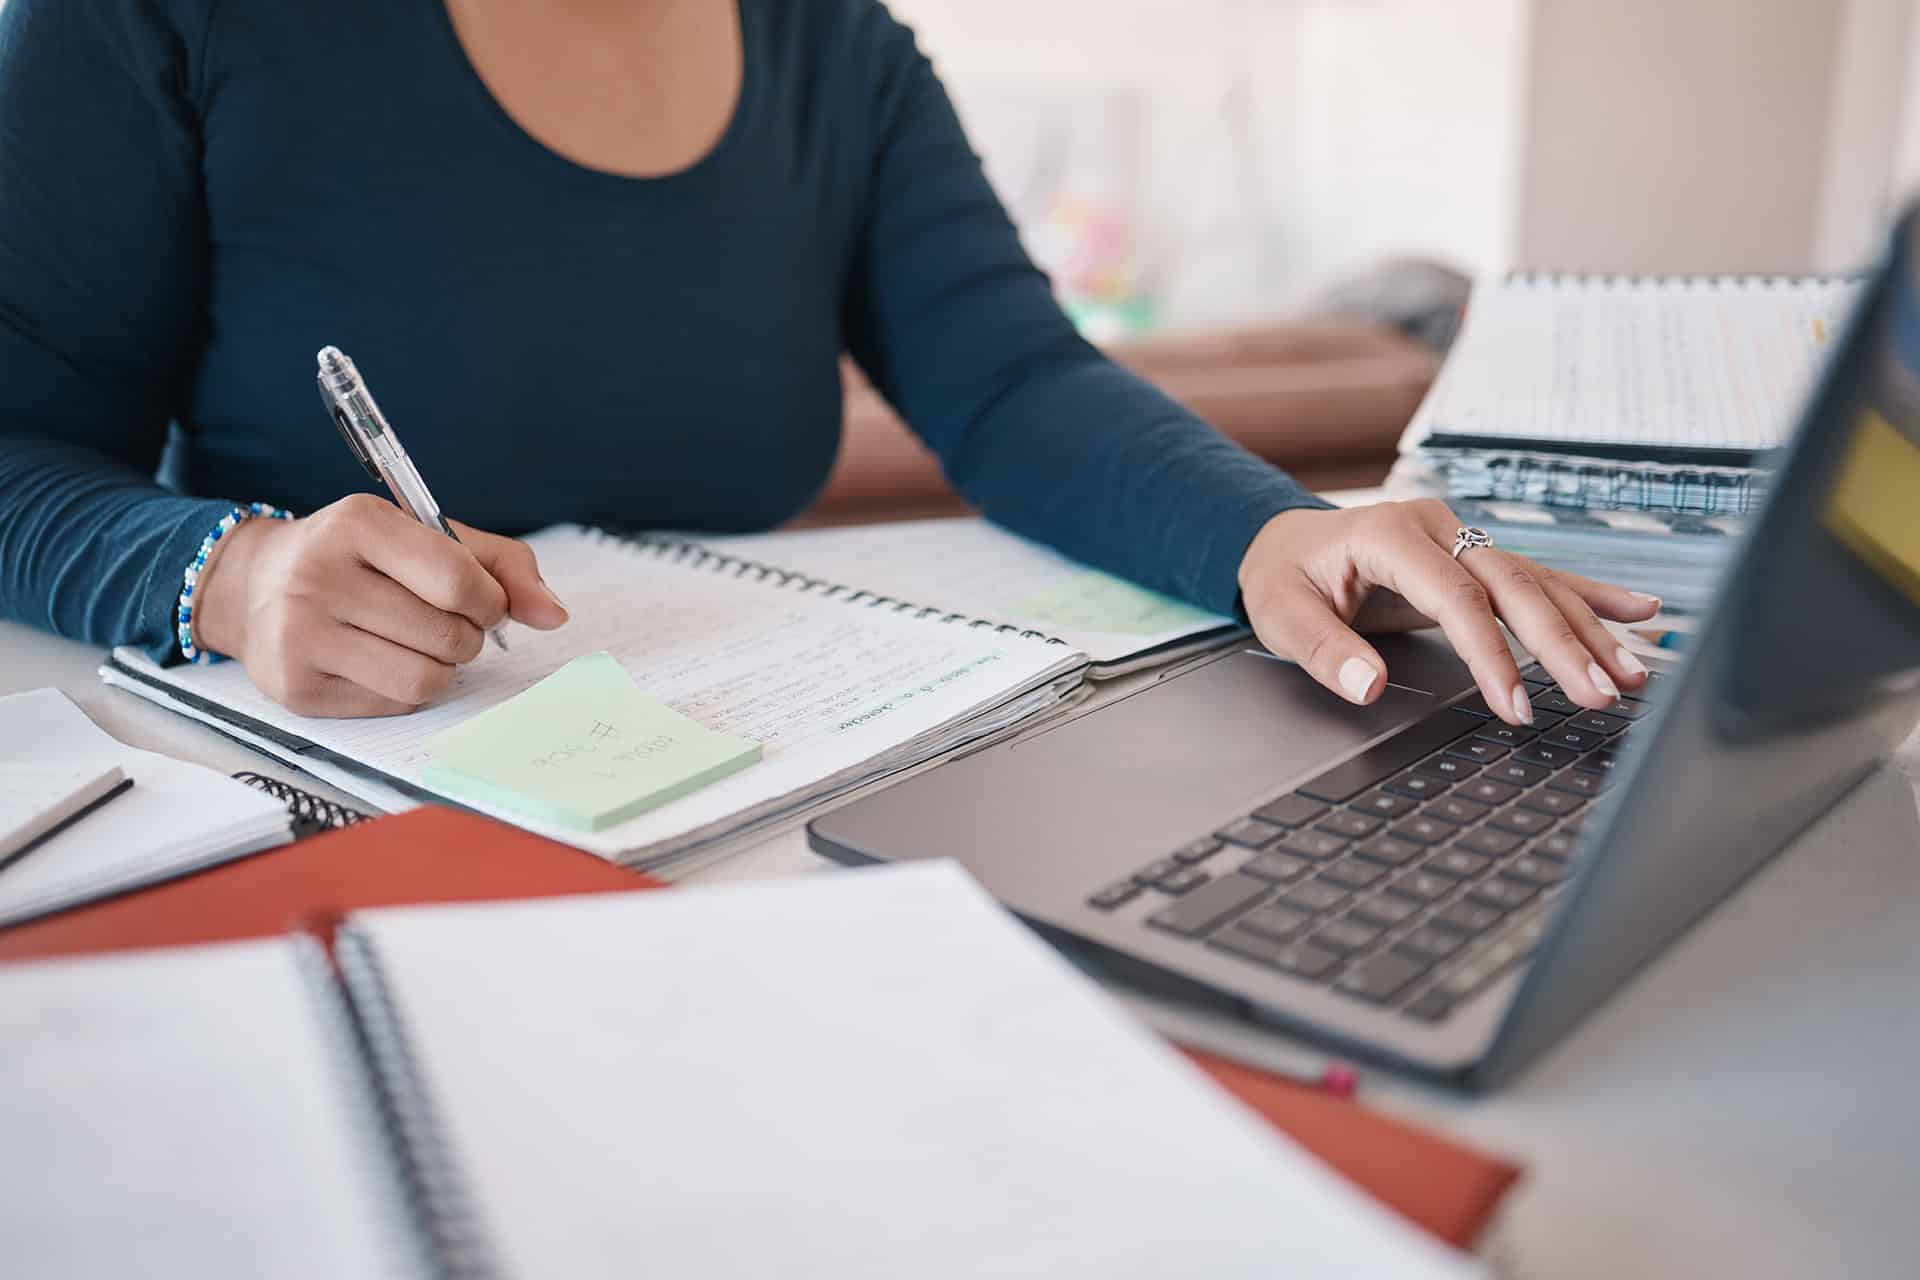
[177,501,295,664]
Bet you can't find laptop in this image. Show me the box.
[809,210,1920,1090]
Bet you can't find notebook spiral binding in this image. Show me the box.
[595,528,1069,645]
[1448,453,1767,515]
[232,771,372,836]
[335,925,502,1280]
[1502,270,1859,290]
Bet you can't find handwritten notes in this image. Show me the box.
[421,653,762,831]
[1012,571,1217,637]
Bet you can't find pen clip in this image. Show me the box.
[330,405,382,482]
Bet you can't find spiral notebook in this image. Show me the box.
[1403,273,1865,512]
[101,526,1088,871]
[0,863,1477,1279]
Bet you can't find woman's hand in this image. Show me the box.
[193,494,569,717]
[1238,500,1661,725]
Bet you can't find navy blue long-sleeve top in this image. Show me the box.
[0,0,1320,664]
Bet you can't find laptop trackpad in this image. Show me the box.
[814,638,1469,893]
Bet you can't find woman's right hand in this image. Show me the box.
[192,493,569,717]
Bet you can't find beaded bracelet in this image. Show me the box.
[176,502,295,664]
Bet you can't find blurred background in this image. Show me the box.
[896,0,1920,338]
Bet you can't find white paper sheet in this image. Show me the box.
[699,516,1234,666]
[0,939,422,1279]
[342,862,1481,1280]
[0,689,290,927]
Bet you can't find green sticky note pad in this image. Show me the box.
[420,652,761,831]
[1012,570,1218,636]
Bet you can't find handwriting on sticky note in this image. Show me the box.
[1011,570,1216,637]
[420,653,761,832]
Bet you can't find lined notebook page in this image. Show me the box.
[0,939,421,1279]
[1413,276,1863,452]
[698,518,1232,666]
[121,527,1079,863]
[341,863,1479,1280]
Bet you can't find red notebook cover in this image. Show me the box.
[0,805,1520,1247]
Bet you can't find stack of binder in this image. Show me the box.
[1397,272,1865,609]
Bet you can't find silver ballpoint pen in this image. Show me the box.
[316,346,509,651]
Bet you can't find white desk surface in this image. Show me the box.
[5,611,1917,1280]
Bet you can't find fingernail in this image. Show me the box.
[540,579,569,618]
[1509,682,1534,725]
[1587,661,1619,699]
[1632,592,1663,611]
[1615,646,1647,678]
[1338,657,1380,703]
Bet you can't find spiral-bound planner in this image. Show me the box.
[1403,272,1865,513]
[103,525,1088,872]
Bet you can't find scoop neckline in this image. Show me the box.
[427,0,755,196]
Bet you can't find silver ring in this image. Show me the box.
[1450,526,1494,560]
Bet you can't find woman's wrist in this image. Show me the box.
[188,511,287,661]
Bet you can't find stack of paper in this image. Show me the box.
[0,690,291,928]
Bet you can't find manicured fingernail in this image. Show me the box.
[1587,661,1619,699]
[1615,646,1647,678]
[539,579,568,616]
[1631,592,1662,610]
[1510,682,1533,725]
[1338,658,1380,703]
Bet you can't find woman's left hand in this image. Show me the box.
[1238,500,1662,726]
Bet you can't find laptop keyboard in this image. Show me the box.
[1087,664,1663,1023]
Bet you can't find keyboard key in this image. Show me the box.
[1216,817,1281,849]
[1559,813,1589,835]
[1238,903,1312,941]
[1273,831,1349,861]
[1415,755,1479,782]
[1533,690,1583,716]
[1533,832,1581,861]
[1472,722,1538,747]
[1488,808,1554,837]
[1384,771,1451,800]
[1209,928,1341,979]
[1389,817,1453,846]
[1145,872,1270,936]
[1386,870,1454,903]
[1518,663,1553,687]
[1425,796,1492,827]
[1572,752,1621,776]
[1431,900,1504,935]
[1425,848,1492,879]
[1240,852,1311,883]
[1279,880,1349,913]
[1517,742,1582,769]
[1333,950,1429,1003]
[1483,760,1549,788]
[1396,925,1466,962]
[1352,790,1417,820]
[1133,858,1181,886]
[1501,855,1569,887]
[1309,918,1384,954]
[1088,879,1141,910]
[1567,711,1629,735]
[1354,835,1423,867]
[1456,826,1525,857]
[1157,867,1208,894]
[1445,739,1510,765]
[1467,878,1538,910]
[1542,726,1607,753]
[1602,697,1650,720]
[1403,989,1456,1022]
[1548,770,1611,798]
[1517,788,1584,817]
[1172,837,1224,865]
[1350,894,1421,928]
[1318,858,1388,890]
[1295,709,1483,802]
[1253,794,1330,828]
[1314,811,1383,840]
[1459,779,1521,807]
